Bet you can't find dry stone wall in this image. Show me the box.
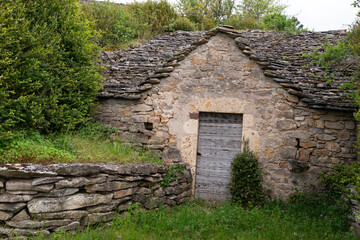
[96,33,357,199]
[0,163,191,238]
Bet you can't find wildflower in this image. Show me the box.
[118,236,122,239]
[186,227,189,230]
[320,214,323,217]
[258,226,261,229]
[325,216,327,218]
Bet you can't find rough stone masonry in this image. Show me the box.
[96,26,358,199]
[0,163,191,238]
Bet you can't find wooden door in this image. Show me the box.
[195,112,243,202]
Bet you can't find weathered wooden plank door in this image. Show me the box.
[195,112,243,202]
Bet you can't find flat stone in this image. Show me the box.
[32,177,64,186]
[154,189,165,198]
[7,190,38,195]
[55,177,89,188]
[54,221,80,232]
[317,134,336,141]
[6,219,73,229]
[298,148,311,162]
[276,120,296,130]
[279,146,297,159]
[87,176,107,185]
[28,193,113,213]
[337,132,350,140]
[324,121,344,130]
[87,198,131,213]
[299,141,316,148]
[325,142,341,152]
[113,188,138,199]
[85,181,139,192]
[345,121,355,129]
[6,179,54,192]
[0,210,13,220]
[117,201,132,211]
[88,212,114,225]
[133,104,152,112]
[0,165,57,179]
[37,188,79,197]
[144,176,162,182]
[33,210,88,220]
[164,187,176,195]
[0,194,32,203]
[11,209,30,221]
[0,227,50,237]
[0,203,26,212]
[136,187,152,195]
[121,176,143,182]
[47,164,102,176]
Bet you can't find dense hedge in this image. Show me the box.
[0,0,103,145]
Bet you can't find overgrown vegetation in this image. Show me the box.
[33,195,353,240]
[0,0,103,146]
[229,140,266,207]
[0,121,162,165]
[160,165,185,188]
[322,163,360,201]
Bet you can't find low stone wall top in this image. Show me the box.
[0,163,192,238]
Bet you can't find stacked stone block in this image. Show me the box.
[0,163,191,238]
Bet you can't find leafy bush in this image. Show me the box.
[321,163,360,200]
[229,139,265,207]
[260,13,304,32]
[79,0,136,47]
[223,14,260,30]
[0,0,103,146]
[168,17,197,31]
[126,0,178,39]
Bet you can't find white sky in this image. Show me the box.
[108,0,359,31]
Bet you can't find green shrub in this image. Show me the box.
[79,0,136,47]
[321,163,360,201]
[223,14,260,30]
[126,0,178,39]
[260,13,304,32]
[229,139,265,207]
[0,0,103,146]
[168,17,197,31]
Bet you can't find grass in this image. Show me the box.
[0,122,162,165]
[32,193,354,240]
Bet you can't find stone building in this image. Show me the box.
[96,26,358,200]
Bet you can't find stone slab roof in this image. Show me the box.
[99,26,358,111]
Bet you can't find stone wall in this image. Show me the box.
[0,163,191,238]
[96,33,357,199]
